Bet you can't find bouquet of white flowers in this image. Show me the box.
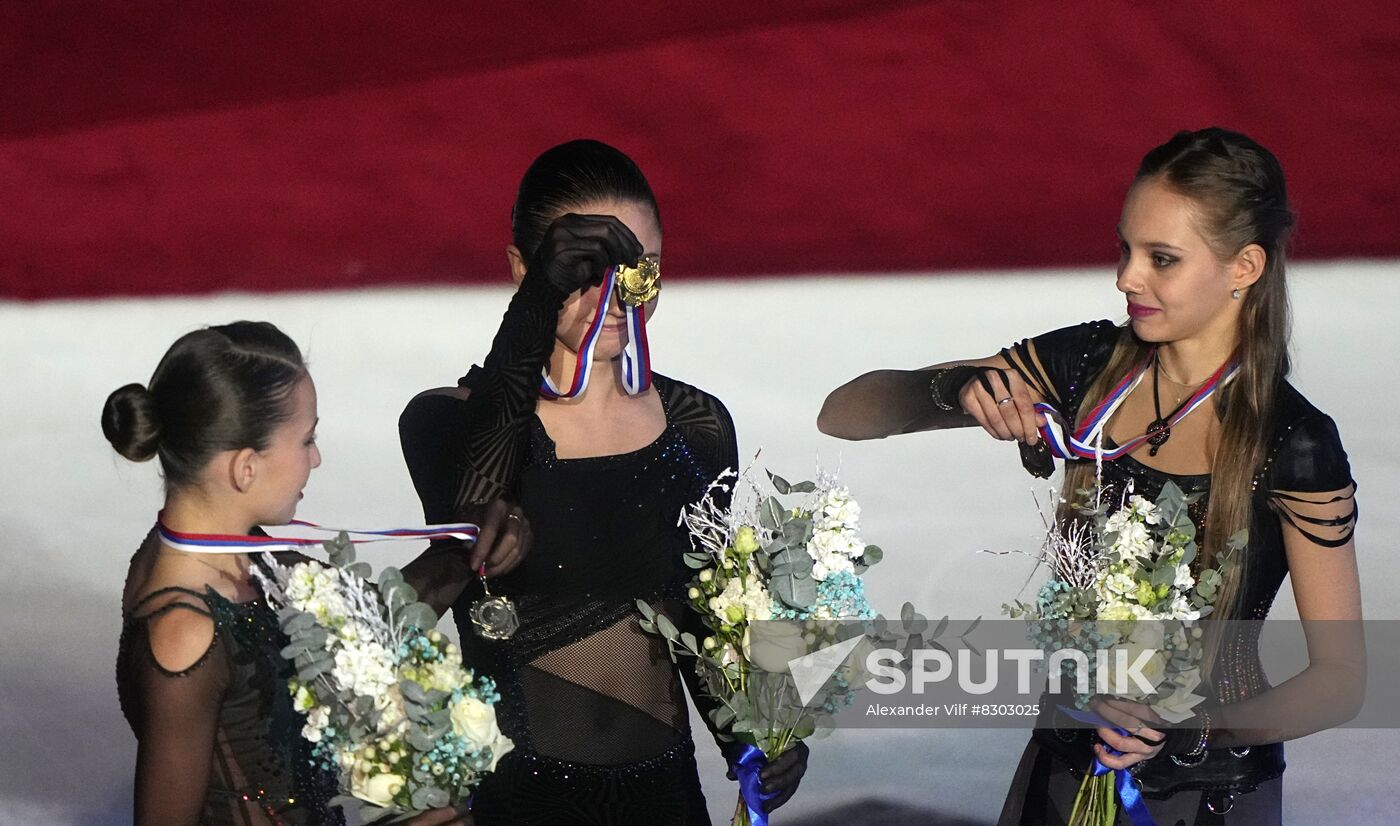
[253,535,512,821]
[1004,480,1242,826]
[639,469,884,825]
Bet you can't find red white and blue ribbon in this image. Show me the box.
[157,518,479,554]
[621,298,652,395]
[539,265,652,399]
[1035,352,1238,463]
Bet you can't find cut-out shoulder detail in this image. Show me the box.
[143,602,220,675]
[1270,484,1357,548]
[1001,320,1123,424]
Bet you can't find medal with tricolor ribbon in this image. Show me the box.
[539,256,658,399]
[156,518,479,554]
[1034,352,1238,463]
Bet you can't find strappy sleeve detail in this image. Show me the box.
[400,278,567,522]
[1267,413,1357,548]
[1001,319,1121,418]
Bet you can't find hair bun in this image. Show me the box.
[102,382,161,461]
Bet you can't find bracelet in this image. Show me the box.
[928,366,979,412]
[1169,708,1212,767]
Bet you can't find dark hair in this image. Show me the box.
[102,321,308,489]
[510,139,660,258]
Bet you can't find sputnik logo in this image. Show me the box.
[788,635,865,706]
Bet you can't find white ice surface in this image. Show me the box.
[2,262,1396,824]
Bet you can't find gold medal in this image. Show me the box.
[615,255,661,307]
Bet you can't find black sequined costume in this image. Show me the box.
[116,536,343,825]
[995,321,1357,825]
[399,277,737,824]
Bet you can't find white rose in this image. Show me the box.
[450,696,503,748]
[742,622,810,674]
[350,760,404,808]
[1153,667,1206,723]
[835,636,879,687]
[1105,622,1168,696]
[484,730,515,771]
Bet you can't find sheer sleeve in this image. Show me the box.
[1267,413,1357,548]
[399,277,568,522]
[1000,319,1122,418]
[128,596,229,826]
[658,378,746,756]
[397,280,568,614]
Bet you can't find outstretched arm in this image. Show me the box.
[817,355,1045,444]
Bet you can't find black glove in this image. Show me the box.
[524,213,644,297]
[724,741,810,813]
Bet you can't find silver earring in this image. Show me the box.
[1231,289,1242,300]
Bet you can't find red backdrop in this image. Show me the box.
[4,1,1398,299]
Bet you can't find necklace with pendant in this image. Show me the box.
[1147,354,1203,456]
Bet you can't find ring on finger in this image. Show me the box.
[996,397,1014,406]
[506,512,524,522]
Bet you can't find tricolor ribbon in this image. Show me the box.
[1058,705,1157,826]
[1034,352,1238,463]
[157,518,479,554]
[731,745,779,826]
[539,265,652,399]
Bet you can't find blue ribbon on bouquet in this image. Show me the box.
[1058,705,1157,826]
[732,745,780,826]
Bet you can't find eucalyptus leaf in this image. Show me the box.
[772,570,816,609]
[635,600,657,620]
[767,472,792,495]
[281,611,318,634]
[399,603,437,633]
[325,533,356,567]
[711,703,737,730]
[407,727,439,752]
[346,561,373,580]
[655,613,680,641]
[683,552,711,569]
[411,786,450,811]
[400,679,429,706]
[759,496,787,530]
[296,658,332,682]
[862,545,884,566]
[789,481,818,493]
